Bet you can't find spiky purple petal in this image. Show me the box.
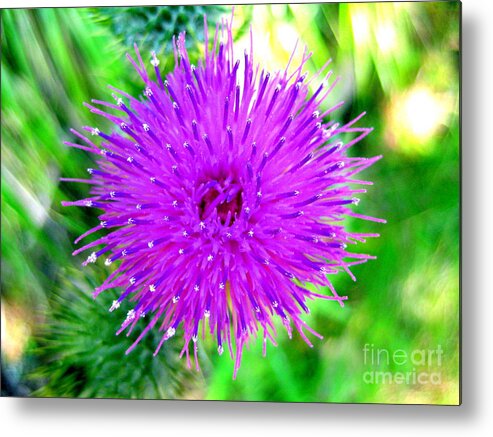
[63,16,384,378]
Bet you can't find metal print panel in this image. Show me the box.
[1,1,460,405]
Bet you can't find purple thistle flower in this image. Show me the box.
[63,16,384,377]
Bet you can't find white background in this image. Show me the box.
[1,0,491,435]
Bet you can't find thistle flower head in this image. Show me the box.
[63,16,384,377]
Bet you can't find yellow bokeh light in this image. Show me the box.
[351,10,371,45]
[1,299,31,363]
[375,22,397,54]
[402,87,448,139]
[386,85,452,154]
[277,23,300,55]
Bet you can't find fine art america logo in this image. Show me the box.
[362,344,443,385]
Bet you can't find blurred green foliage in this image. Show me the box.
[1,2,459,404]
[91,5,229,56]
[30,266,200,399]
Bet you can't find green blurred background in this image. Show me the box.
[1,2,460,404]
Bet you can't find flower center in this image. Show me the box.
[199,179,243,225]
